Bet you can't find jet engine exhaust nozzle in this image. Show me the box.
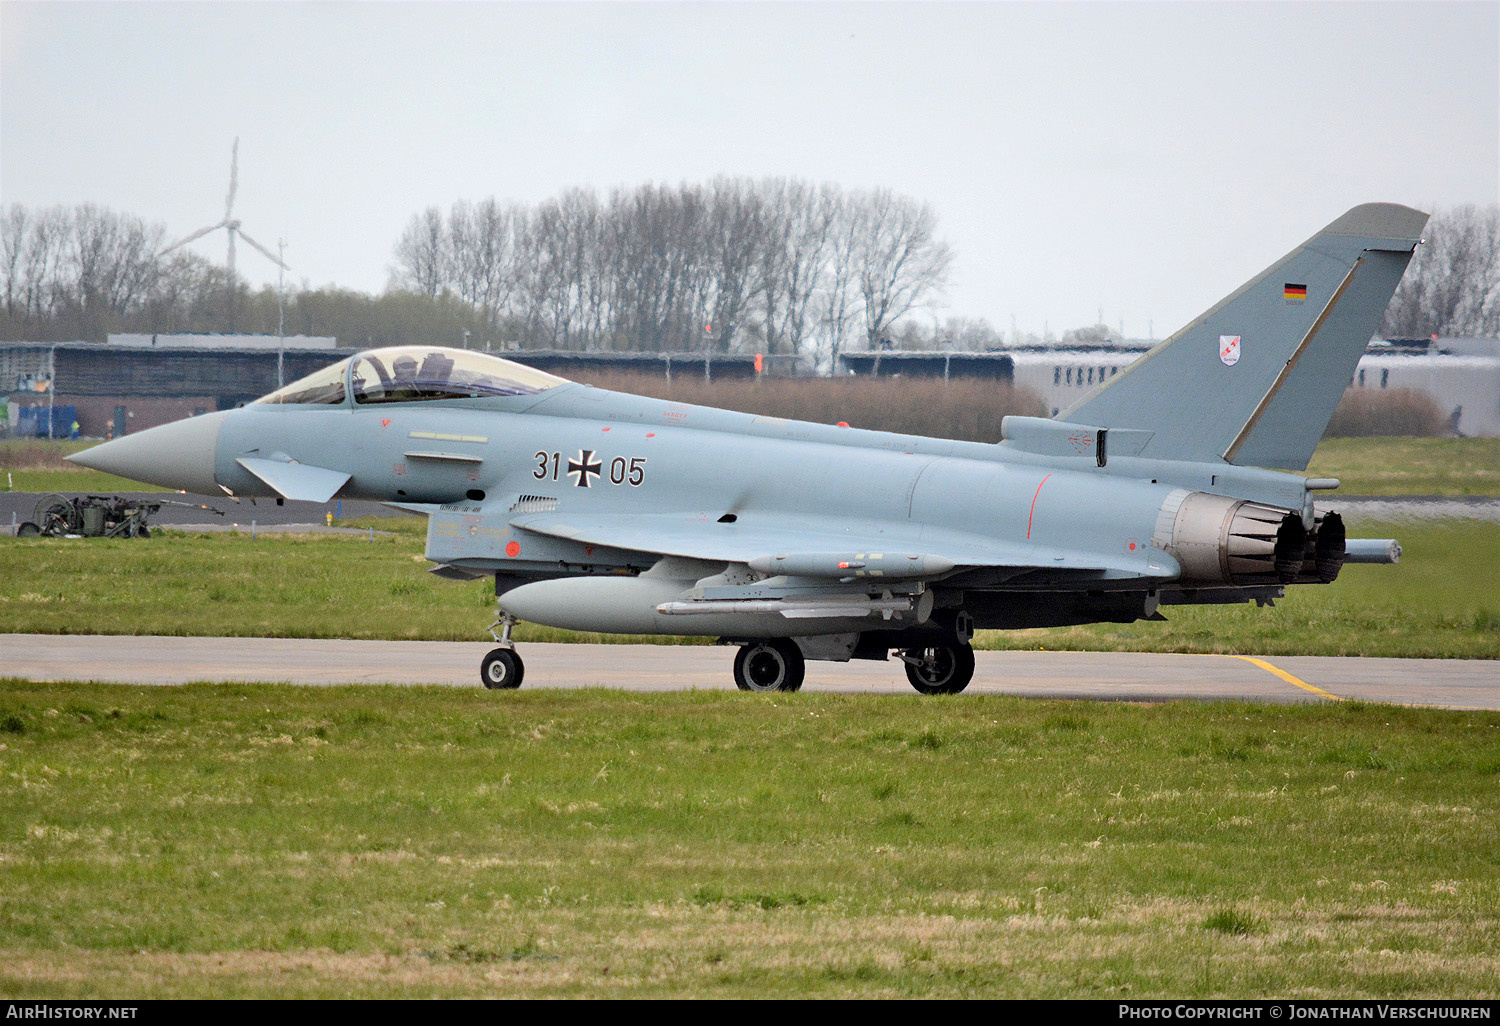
[1155,490,1308,587]
[1293,511,1347,584]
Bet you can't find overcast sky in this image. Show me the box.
[2,1,1496,339]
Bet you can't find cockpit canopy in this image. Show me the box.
[254,346,569,406]
[253,360,348,405]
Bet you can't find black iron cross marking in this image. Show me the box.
[567,449,602,488]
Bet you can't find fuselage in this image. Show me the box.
[218,385,1177,567]
[69,345,1362,644]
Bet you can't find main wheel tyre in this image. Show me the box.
[903,642,976,695]
[480,648,524,689]
[15,521,40,538]
[733,640,805,692]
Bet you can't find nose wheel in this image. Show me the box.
[480,613,524,689]
[481,647,524,689]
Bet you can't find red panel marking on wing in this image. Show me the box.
[1027,473,1053,541]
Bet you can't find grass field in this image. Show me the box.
[1303,437,1500,497]
[5,435,1499,497]
[0,518,689,648]
[2,517,1495,658]
[0,683,1495,998]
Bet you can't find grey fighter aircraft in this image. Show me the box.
[70,203,1424,694]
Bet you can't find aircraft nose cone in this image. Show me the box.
[66,411,228,494]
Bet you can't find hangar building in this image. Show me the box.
[840,338,1500,437]
[0,336,762,437]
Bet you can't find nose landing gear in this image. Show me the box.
[481,613,524,689]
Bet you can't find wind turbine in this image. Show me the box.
[160,138,288,280]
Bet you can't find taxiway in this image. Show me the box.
[3,634,1495,709]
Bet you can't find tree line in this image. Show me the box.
[391,178,953,362]
[3,195,1496,351]
[1,204,177,341]
[1,179,954,362]
[0,203,497,346]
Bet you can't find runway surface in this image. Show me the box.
[3,634,1496,709]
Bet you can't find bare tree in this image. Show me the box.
[1382,204,1500,337]
[699,177,770,353]
[1444,206,1500,335]
[0,204,167,337]
[448,198,524,323]
[855,188,953,349]
[18,207,69,324]
[535,191,601,349]
[784,183,842,359]
[756,178,836,359]
[556,189,608,348]
[817,187,866,368]
[0,206,30,320]
[942,316,1001,351]
[66,205,165,326]
[143,251,225,334]
[608,182,707,352]
[391,207,447,298]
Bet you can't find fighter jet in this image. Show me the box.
[70,203,1423,693]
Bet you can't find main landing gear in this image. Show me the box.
[899,641,975,695]
[730,637,974,695]
[732,639,805,692]
[480,613,524,689]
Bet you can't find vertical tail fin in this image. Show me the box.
[1061,203,1428,470]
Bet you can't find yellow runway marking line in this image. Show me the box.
[1231,655,1345,702]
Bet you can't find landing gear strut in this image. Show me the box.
[733,639,805,692]
[481,613,524,689]
[900,641,975,695]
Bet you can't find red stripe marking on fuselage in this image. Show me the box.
[1027,474,1053,540]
